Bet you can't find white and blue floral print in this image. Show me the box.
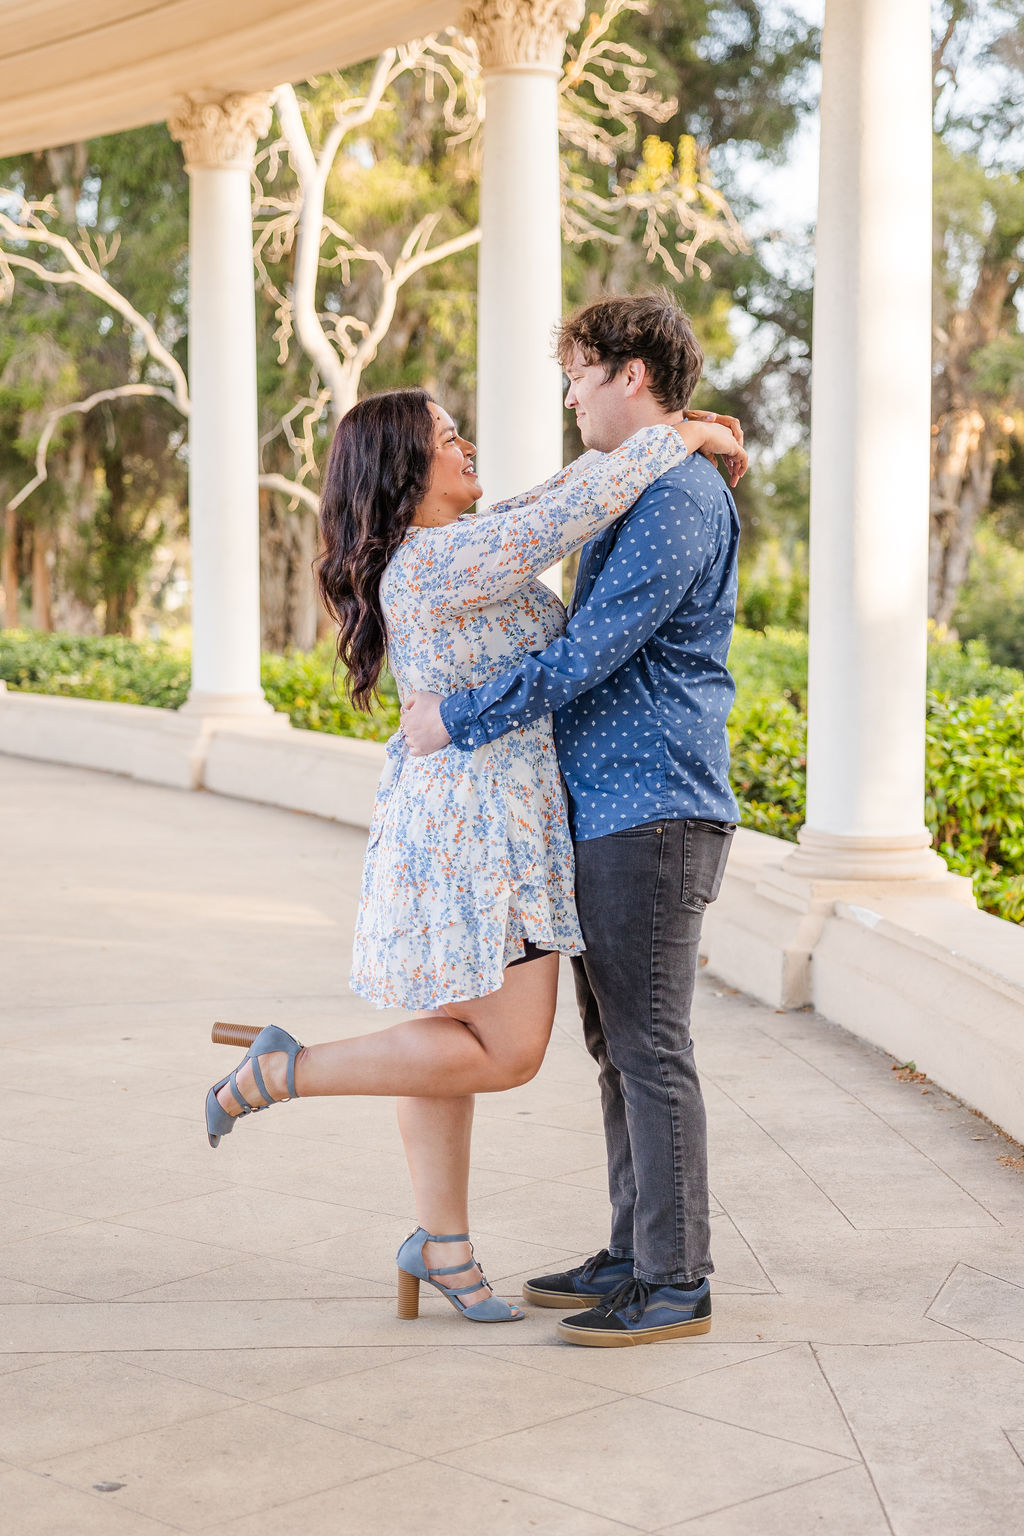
[350,425,688,1010]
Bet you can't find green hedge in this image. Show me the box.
[0,631,400,741]
[3,625,1022,923]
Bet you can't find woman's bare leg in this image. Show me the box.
[397,1093,490,1299]
[217,953,559,1306]
[218,952,560,1107]
[397,1094,475,1235]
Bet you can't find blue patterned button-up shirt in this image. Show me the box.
[439,452,741,841]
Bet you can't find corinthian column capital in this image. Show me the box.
[460,0,585,73]
[168,93,273,171]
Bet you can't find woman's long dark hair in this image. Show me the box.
[316,389,435,711]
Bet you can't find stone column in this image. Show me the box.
[461,1,583,590]
[788,0,950,882]
[169,93,274,716]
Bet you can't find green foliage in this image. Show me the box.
[728,691,806,839]
[0,630,191,706]
[926,691,1024,923]
[0,630,399,739]
[728,624,807,708]
[927,627,1024,699]
[737,538,808,632]
[259,645,400,740]
[954,526,1024,671]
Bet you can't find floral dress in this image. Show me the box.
[350,424,689,1010]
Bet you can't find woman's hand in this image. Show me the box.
[402,691,450,756]
[683,407,744,448]
[676,415,748,488]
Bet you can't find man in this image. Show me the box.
[401,293,742,1346]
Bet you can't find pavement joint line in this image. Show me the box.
[637,1391,862,1465]
[659,1463,878,1533]
[414,1453,651,1535]
[808,1343,897,1534]
[464,1337,797,1394]
[748,1022,1010,1225]
[1001,1426,1024,1471]
[706,1070,903,1235]
[24,1467,188,1535]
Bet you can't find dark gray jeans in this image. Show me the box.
[571,818,734,1285]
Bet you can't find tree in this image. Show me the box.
[929,1,1024,625]
[0,128,190,633]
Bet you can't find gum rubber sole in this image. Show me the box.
[522,1284,603,1309]
[555,1315,712,1347]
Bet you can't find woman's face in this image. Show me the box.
[421,403,482,520]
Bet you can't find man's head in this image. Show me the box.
[556,293,704,451]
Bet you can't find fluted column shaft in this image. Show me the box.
[791,0,946,880]
[170,93,272,715]
[462,1,583,585]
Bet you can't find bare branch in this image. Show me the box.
[345,223,480,407]
[258,472,320,513]
[0,193,189,411]
[5,383,186,515]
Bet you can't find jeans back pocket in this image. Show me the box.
[681,820,736,913]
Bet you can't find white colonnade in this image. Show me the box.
[790,0,953,884]
[169,94,274,718]
[462,0,583,578]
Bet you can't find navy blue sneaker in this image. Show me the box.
[556,1276,712,1346]
[522,1249,636,1309]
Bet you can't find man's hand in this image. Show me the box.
[401,691,451,756]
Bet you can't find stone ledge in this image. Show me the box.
[204,724,384,828]
[0,688,386,825]
[0,688,214,790]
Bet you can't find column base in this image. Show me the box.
[783,826,962,885]
[178,690,287,725]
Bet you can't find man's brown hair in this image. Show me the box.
[556,292,704,412]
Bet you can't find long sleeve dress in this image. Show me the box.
[350,424,689,1010]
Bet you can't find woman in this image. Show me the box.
[205,389,745,1324]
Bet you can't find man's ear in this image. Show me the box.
[621,358,647,398]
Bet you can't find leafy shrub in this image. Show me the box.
[737,539,808,632]
[728,692,806,839]
[4,626,1024,922]
[0,631,191,707]
[0,631,399,741]
[729,625,808,710]
[925,690,1024,922]
[954,527,1024,672]
[260,645,400,740]
[926,628,1024,700]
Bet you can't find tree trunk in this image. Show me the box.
[2,507,20,629]
[928,253,1017,624]
[259,490,319,652]
[928,408,997,627]
[101,454,135,637]
[51,436,102,634]
[30,526,53,631]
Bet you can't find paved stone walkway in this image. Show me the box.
[2,755,1024,1535]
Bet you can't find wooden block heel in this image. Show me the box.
[397,1266,420,1319]
[395,1227,524,1323]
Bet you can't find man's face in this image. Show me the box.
[563,346,632,452]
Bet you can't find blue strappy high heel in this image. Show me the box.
[396,1228,524,1323]
[205,1025,303,1148]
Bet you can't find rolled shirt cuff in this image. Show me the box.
[440,690,488,750]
